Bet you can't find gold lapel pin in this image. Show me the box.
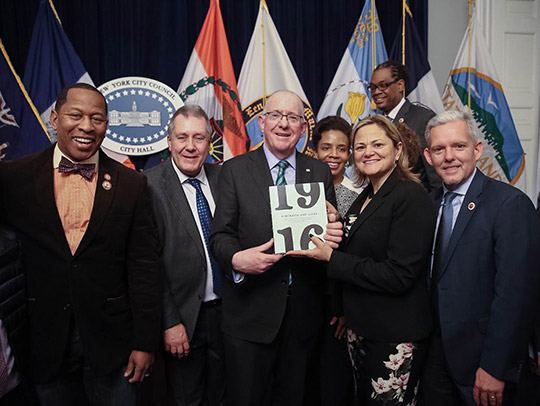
[104,173,112,181]
[102,180,112,191]
[398,117,405,123]
[468,202,475,210]
[306,168,311,173]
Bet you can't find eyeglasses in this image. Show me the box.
[265,111,304,125]
[367,78,400,93]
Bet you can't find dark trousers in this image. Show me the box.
[319,295,354,406]
[420,334,539,406]
[223,298,319,406]
[165,302,225,406]
[33,324,136,406]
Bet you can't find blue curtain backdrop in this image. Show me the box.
[0,0,428,113]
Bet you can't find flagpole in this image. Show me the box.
[48,0,62,25]
[0,39,51,139]
[467,0,474,112]
[261,0,267,110]
[402,0,406,65]
[371,0,376,71]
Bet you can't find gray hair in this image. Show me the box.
[167,104,212,137]
[425,110,478,147]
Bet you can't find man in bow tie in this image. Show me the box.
[0,83,161,406]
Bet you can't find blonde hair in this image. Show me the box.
[351,115,421,186]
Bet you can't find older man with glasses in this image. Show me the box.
[210,90,342,406]
[369,60,440,192]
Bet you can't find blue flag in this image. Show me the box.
[0,39,51,161]
[389,5,444,113]
[23,0,93,143]
[317,0,388,125]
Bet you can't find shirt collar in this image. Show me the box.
[387,97,406,121]
[442,168,477,197]
[53,144,100,170]
[170,158,209,186]
[262,143,296,171]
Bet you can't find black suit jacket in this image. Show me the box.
[210,148,336,344]
[145,161,221,338]
[431,170,540,385]
[394,99,440,192]
[328,169,435,342]
[0,147,161,383]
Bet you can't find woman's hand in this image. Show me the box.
[286,233,333,262]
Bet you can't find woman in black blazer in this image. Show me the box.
[291,115,436,405]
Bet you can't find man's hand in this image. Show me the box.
[124,350,154,383]
[231,238,283,274]
[330,315,346,340]
[473,367,505,406]
[164,323,190,359]
[324,212,343,249]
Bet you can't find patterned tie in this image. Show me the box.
[185,178,222,297]
[275,160,289,186]
[275,160,292,284]
[431,192,458,331]
[58,156,96,181]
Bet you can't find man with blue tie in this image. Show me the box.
[145,105,225,406]
[421,110,540,406]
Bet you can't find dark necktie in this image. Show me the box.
[275,160,292,284]
[431,191,458,332]
[58,156,96,181]
[185,178,222,297]
[275,160,289,186]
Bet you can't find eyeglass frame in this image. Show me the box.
[264,110,305,125]
[367,78,401,93]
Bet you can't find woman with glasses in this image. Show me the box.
[289,115,436,405]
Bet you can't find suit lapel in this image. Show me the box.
[345,170,399,248]
[162,161,206,259]
[393,99,411,124]
[248,148,274,206]
[296,152,315,184]
[75,152,117,256]
[34,148,72,255]
[205,163,220,199]
[438,171,484,279]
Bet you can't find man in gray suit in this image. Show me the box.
[145,105,224,406]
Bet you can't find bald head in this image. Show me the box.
[264,90,304,116]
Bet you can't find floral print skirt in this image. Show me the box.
[347,329,429,406]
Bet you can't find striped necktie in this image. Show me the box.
[275,160,289,186]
